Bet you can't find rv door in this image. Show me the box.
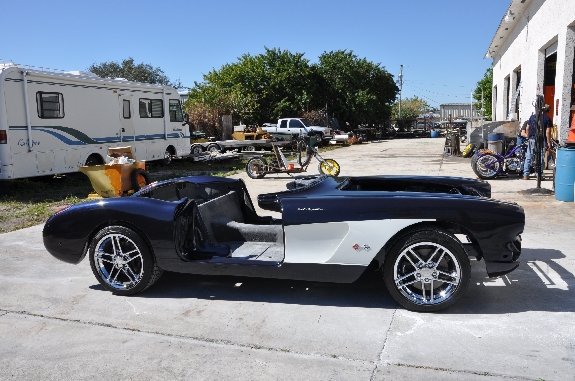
[118,94,139,151]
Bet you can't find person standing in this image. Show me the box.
[523,112,552,180]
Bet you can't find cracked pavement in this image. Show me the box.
[1,138,574,380]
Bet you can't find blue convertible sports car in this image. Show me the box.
[43,175,524,312]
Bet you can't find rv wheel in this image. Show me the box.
[162,148,173,165]
[85,154,102,166]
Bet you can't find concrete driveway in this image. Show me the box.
[1,138,574,380]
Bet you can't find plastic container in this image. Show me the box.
[79,161,146,198]
[488,140,503,154]
[555,147,575,202]
[488,132,505,142]
[430,130,438,138]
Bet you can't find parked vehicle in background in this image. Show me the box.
[261,118,333,144]
[0,60,189,182]
[330,130,352,145]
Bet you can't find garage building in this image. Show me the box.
[486,0,575,142]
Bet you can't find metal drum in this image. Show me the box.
[555,147,575,202]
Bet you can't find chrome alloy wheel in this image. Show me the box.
[393,241,462,305]
[93,233,144,291]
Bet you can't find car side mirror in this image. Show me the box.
[184,113,189,123]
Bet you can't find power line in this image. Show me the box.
[403,80,469,88]
[404,83,469,97]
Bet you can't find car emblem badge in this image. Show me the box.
[352,244,371,252]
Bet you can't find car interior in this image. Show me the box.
[146,181,285,265]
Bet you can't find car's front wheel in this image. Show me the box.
[89,226,163,295]
[383,227,470,312]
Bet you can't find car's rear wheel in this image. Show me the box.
[383,227,470,312]
[89,226,163,295]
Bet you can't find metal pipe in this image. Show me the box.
[21,70,33,152]
[162,88,167,139]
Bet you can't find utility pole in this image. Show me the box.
[398,65,404,119]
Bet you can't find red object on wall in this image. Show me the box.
[569,110,575,143]
[544,86,555,123]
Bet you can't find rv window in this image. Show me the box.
[169,99,184,122]
[139,99,163,118]
[123,100,131,119]
[36,92,64,119]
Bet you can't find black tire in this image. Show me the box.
[472,154,501,179]
[242,145,256,152]
[297,140,313,167]
[206,144,221,153]
[89,226,163,295]
[85,154,102,166]
[130,169,151,191]
[318,158,340,177]
[162,148,173,165]
[191,145,204,155]
[462,143,476,158]
[246,157,267,179]
[383,227,471,312]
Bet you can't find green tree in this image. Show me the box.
[314,50,398,128]
[88,57,183,89]
[391,96,431,120]
[473,67,492,121]
[185,47,399,132]
[187,47,315,125]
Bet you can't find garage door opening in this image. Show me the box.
[544,52,557,123]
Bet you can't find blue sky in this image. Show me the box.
[2,0,508,108]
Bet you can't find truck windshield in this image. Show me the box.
[301,120,311,127]
[169,100,184,122]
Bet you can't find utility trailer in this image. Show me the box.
[190,125,289,154]
[0,60,190,184]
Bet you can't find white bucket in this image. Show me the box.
[488,140,503,154]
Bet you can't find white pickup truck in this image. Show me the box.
[262,118,333,143]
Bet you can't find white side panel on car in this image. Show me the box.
[284,219,433,266]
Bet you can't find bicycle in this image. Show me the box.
[246,131,340,179]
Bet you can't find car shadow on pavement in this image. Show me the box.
[117,269,399,309]
[449,248,575,314]
[89,249,573,313]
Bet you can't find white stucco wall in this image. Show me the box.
[491,0,575,142]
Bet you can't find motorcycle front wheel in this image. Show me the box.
[318,159,340,177]
[472,154,501,179]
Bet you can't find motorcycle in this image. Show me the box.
[471,140,529,179]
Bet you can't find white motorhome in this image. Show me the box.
[0,61,190,181]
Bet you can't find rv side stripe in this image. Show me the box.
[9,126,183,145]
[4,78,164,94]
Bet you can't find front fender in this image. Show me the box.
[43,197,184,264]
